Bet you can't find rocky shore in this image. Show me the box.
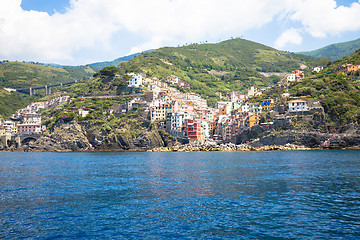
[1,122,359,152]
[148,143,312,152]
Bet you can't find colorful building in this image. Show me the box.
[185,119,202,141]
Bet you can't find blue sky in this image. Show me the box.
[1,0,360,65]
[21,0,70,15]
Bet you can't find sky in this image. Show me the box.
[0,0,359,65]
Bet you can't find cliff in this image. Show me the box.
[24,121,177,152]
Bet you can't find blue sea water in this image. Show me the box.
[0,150,359,239]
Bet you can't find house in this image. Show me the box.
[282,93,290,98]
[0,125,5,136]
[185,119,202,141]
[144,91,157,102]
[307,99,324,111]
[293,69,305,80]
[335,64,358,73]
[150,100,180,122]
[167,75,180,85]
[79,109,89,117]
[201,121,210,139]
[313,66,323,73]
[215,101,232,115]
[288,99,308,112]
[248,86,260,97]
[287,73,296,82]
[17,123,42,134]
[261,99,274,111]
[227,92,247,103]
[147,84,160,93]
[20,113,41,124]
[3,120,15,133]
[165,111,185,137]
[128,74,143,87]
[245,114,260,128]
[242,102,250,113]
[249,103,262,114]
[178,81,190,89]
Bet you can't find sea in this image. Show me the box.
[0,150,359,239]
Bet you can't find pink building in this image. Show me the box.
[17,124,42,134]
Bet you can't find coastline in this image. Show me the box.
[3,143,356,153]
[147,144,313,152]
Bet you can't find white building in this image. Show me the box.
[313,66,323,73]
[201,121,210,139]
[147,84,160,93]
[248,86,260,97]
[128,74,143,87]
[242,103,250,113]
[166,111,185,137]
[249,103,262,114]
[288,100,308,112]
[287,74,296,82]
[3,120,15,133]
[79,109,89,117]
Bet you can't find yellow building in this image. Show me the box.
[245,114,260,128]
[261,99,274,111]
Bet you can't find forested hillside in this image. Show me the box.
[0,61,93,89]
[299,38,360,61]
[290,49,360,127]
[118,38,318,97]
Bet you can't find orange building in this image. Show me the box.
[245,114,260,128]
[335,64,358,73]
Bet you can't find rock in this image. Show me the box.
[27,121,93,152]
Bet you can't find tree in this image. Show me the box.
[99,66,119,78]
[318,57,331,67]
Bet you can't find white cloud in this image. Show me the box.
[289,0,360,38]
[275,28,303,49]
[0,0,360,64]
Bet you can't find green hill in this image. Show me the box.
[46,52,151,73]
[87,51,153,72]
[289,49,360,129]
[118,38,318,97]
[0,61,95,118]
[299,38,360,61]
[0,61,94,89]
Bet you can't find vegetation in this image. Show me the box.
[119,38,318,100]
[0,61,92,89]
[278,49,360,130]
[0,90,38,118]
[299,37,360,61]
[87,51,151,72]
[40,97,147,139]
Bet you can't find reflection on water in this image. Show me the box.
[0,151,359,239]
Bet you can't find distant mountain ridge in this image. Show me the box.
[299,38,360,61]
[45,51,153,72]
[87,50,153,72]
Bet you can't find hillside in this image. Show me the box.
[0,61,93,89]
[118,38,318,98]
[288,49,360,129]
[299,38,360,61]
[0,89,37,118]
[0,61,95,118]
[87,51,153,72]
[46,51,151,74]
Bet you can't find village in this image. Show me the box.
[1,63,359,146]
